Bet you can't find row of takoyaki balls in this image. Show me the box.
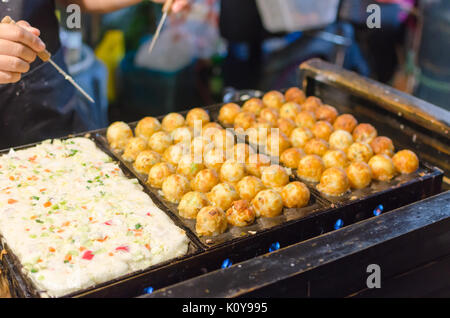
[217,88,420,197]
[106,108,311,237]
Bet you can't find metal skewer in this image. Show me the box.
[148,0,174,56]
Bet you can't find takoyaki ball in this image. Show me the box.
[203,122,222,131]
[251,189,284,218]
[107,121,133,150]
[312,120,334,141]
[161,113,185,133]
[236,176,265,201]
[280,148,305,169]
[135,117,161,142]
[190,136,214,158]
[226,200,256,227]
[368,154,396,181]
[290,127,313,148]
[277,117,296,137]
[122,137,148,162]
[301,96,322,113]
[171,126,193,145]
[163,143,189,166]
[191,168,220,193]
[266,130,291,157]
[176,154,205,180]
[392,150,419,174]
[370,136,395,157]
[322,150,349,169]
[297,155,325,182]
[353,123,378,144]
[147,162,175,188]
[316,167,349,197]
[247,126,268,147]
[207,182,239,211]
[178,191,210,219]
[211,129,234,153]
[233,143,255,163]
[242,98,264,116]
[281,181,310,208]
[347,142,374,163]
[259,107,280,127]
[333,114,358,133]
[263,90,285,109]
[162,174,191,204]
[295,111,316,130]
[195,206,228,237]
[133,150,162,175]
[280,102,302,122]
[204,148,226,172]
[285,87,306,105]
[218,103,241,126]
[220,160,246,184]
[246,154,271,178]
[148,131,173,154]
[304,138,329,157]
[234,111,256,131]
[329,130,353,152]
[315,104,339,124]
[346,161,372,189]
[186,108,210,128]
[261,165,289,188]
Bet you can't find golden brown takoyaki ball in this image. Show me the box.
[266,130,292,157]
[347,142,374,163]
[322,149,349,169]
[290,127,314,148]
[285,87,306,105]
[135,117,161,142]
[295,110,316,130]
[211,129,234,153]
[226,200,256,227]
[281,181,310,208]
[263,90,285,109]
[196,206,228,237]
[245,154,271,178]
[203,122,223,133]
[280,102,302,122]
[242,98,264,116]
[220,160,246,184]
[236,176,265,201]
[280,148,305,169]
[353,123,378,143]
[301,96,322,113]
[186,108,210,128]
[234,111,256,131]
[218,103,241,126]
[312,120,334,141]
[251,189,284,218]
[190,136,214,158]
[162,174,191,204]
[233,143,255,163]
[259,107,280,127]
[176,154,205,180]
[297,155,325,182]
[247,126,269,147]
[261,165,290,188]
[163,143,189,166]
[333,114,358,133]
[161,113,185,133]
[171,126,193,145]
[392,150,419,174]
[277,117,296,137]
[191,169,220,193]
[204,148,226,172]
[207,182,240,211]
[304,138,329,157]
[122,137,148,162]
[329,129,354,152]
[178,191,210,219]
[147,162,175,188]
[368,154,396,181]
[315,104,339,124]
[148,131,173,154]
[370,136,395,157]
[316,167,349,197]
[133,150,162,175]
[107,121,133,151]
[346,161,372,189]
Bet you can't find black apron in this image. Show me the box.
[0,0,88,149]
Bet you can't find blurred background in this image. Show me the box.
[55,0,450,128]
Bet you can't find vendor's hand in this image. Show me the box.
[0,20,46,84]
[152,0,190,13]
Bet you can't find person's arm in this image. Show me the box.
[56,0,189,14]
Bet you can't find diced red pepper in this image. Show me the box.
[82,250,94,260]
[104,220,112,226]
[115,246,129,252]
